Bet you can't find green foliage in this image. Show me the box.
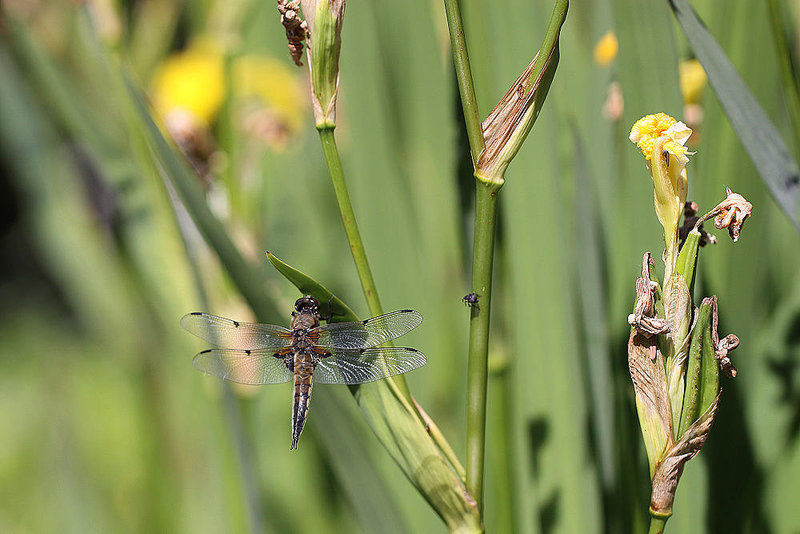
[1,0,799,533]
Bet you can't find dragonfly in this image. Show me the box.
[181,296,426,449]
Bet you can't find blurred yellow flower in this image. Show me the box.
[679,59,707,105]
[233,55,305,131]
[151,38,225,125]
[151,40,305,146]
[593,31,618,67]
[629,113,693,164]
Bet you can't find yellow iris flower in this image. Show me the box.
[151,38,305,133]
[630,113,694,277]
[629,112,693,165]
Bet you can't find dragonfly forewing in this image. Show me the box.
[313,347,426,384]
[193,349,293,385]
[181,312,293,350]
[313,309,423,350]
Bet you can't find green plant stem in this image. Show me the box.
[443,0,485,165]
[317,127,412,400]
[318,127,381,315]
[648,515,668,534]
[443,0,493,514]
[466,180,500,512]
[316,129,477,525]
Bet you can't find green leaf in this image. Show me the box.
[678,299,712,436]
[698,312,720,417]
[266,252,357,322]
[676,230,702,295]
[669,0,800,231]
[663,273,692,432]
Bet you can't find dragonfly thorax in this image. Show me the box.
[291,311,320,331]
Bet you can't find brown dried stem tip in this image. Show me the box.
[628,253,669,337]
[696,187,753,242]
[278,1,309,66]
[476,49,557,186]
[650,395,719,517]
[708,296,739,378]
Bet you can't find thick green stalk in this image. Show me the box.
[317,127,412,400]
[443,0,491,514]
[443,0,485,165]
[466,180,500,511]
[318,127,381,315]
[649,515,668,534]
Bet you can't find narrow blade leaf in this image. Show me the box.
[266,251,357,322]
[669,0,800,230]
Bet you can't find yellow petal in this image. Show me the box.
[233,56,306,131]
[630,113,694,163]
[151,38,225,125]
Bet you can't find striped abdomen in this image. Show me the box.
[290,351,316,450]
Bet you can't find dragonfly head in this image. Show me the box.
[294,295,320,313]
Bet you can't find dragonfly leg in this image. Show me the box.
[319,294,335,322]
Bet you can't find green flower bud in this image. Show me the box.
[301,0,345,129]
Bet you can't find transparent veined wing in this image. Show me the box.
[313,347,426,384]
[193,349,293,385]
[313,310,422,350]
[181,313,292,350]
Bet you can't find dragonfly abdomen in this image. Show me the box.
[290,352,316,450]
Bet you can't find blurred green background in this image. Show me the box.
[1,0,800,532]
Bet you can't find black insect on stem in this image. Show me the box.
[463,292,480,310]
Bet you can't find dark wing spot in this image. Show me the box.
[233,320,240,327]
[190,312,203,316]
[399,309,414,313]
[361,319,368,325]
[245,349,251,355]
[200,349,212,354]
